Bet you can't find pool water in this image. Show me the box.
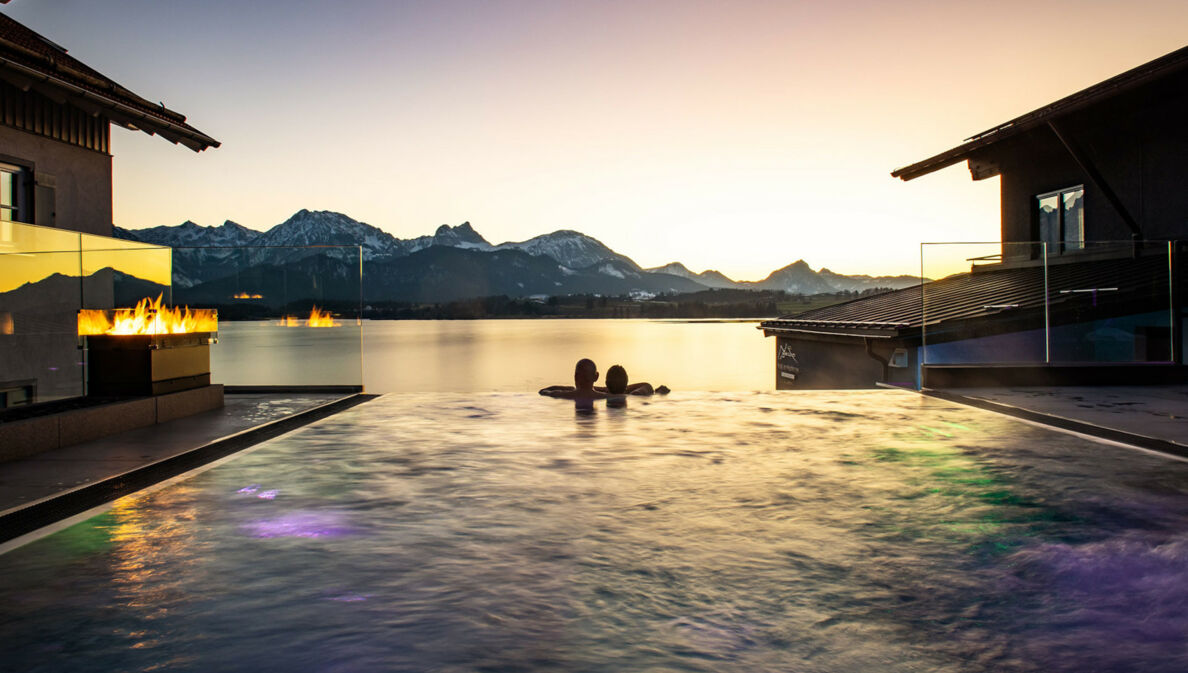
[2,391,1187,672]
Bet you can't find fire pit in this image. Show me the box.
[78,296,218,397]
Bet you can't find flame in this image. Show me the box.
[78,295,217,336]
[233,292,263,299]
[307,306,340,327]
[277,307,341,327]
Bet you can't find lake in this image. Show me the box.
[210,319,776,393]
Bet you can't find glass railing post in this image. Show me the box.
[1042,241,1050,364]
[1167,241,1176,364]
[919,242,927,369]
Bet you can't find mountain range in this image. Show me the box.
[114,209,920,303]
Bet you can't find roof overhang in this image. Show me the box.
[891,45,1188,182]
[0,55,219,152]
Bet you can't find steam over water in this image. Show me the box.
[3,391,1188,672]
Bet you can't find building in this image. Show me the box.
[0,11,217,407]
[0,12,217,236]
[762,46,1188,390]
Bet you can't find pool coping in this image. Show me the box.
[921,387,1188,461]
[0,393,380,546]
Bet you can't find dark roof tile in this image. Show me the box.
[0,12,218,151]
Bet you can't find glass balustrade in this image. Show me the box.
[0,221,363,411]
[169,245,363,389]
[921,240,1177,367]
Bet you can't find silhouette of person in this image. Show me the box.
[541,362,670,409]
[604,364,664,397]
[539,358,611,410]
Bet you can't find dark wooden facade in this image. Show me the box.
[983,69,1188,245]
[764,46,1188,389]
[0,79,110,154]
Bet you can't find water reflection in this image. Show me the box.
[3,392,1188,672]
[211,319,772,392]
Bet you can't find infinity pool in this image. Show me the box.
[2,391,1187,672]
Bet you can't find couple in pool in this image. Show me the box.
[539,358,670,409]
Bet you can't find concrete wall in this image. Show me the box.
[0,385,224,462]
[0,125,112,237]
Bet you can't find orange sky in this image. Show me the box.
[6,1,1187,279]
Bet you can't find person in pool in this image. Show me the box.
[540,362,670,406]
[603,364,670,397]
[539,358,613,410]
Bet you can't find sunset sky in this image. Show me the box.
[5,1,1186,279]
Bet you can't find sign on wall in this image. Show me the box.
[777,340,800,382]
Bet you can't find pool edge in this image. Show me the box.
[0,393,381,546]
[921,387,1188,461]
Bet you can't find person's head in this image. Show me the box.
[605,365,629,394]
[574,358,598,388]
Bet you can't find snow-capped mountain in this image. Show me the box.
[407,222,493,252]
[251,209,407,260]
[113,209,922,300]
[115,220,259,248]
[645,262,737,289]
[818,268,921,293]
[748,260,837,295]
[115,220,264,288]
[496,230,634,271]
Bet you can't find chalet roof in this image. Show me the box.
[761,253,1171,341]
[891,45,1188,182]
[0,13,218,151]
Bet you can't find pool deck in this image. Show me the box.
[0,392,376,545]
[924,385,1188,460]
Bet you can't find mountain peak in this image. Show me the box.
[646,262,696,279]
[219,220,258,233]
[497,229,632,270]
[432,221,491,248]
[654,261,691,273]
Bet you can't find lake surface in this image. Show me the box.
[3,391,1186,672]
[210,319,775,392]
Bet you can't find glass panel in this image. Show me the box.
[79,234,172,310]
[922,240,1176,368]
[0,170,13,217]
[921,241,1049,366]
[1047,240,1173,364]
[0,222,85,405]
[170,245,364,388]
[1037,194,1060,254]
[1061,188,1084,252]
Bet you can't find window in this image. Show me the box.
[1036,185,1084,254]
[0,162,31,223]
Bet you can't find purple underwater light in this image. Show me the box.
[243,511,356,539]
